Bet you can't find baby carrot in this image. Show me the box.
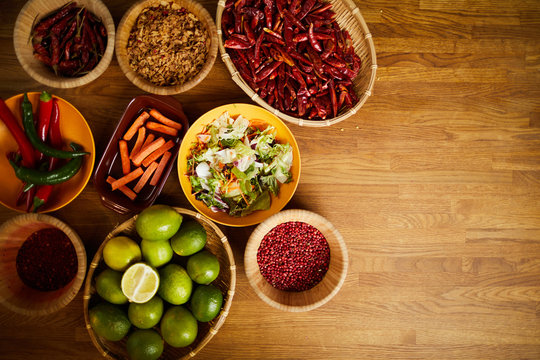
[123,111,150,141]
[132,137,166,167]
[111,167,144,190]
[150,151,172,186]
[141,140,175,167]
[146,121,178,137]
[149,108,182,130]
[133,161,158,193]
[130,126,146,159]
[119,139,130,175]
[106,176,137,200]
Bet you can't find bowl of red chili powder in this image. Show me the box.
[0,213,87,316]
[244,209,348,312]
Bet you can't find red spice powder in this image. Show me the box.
[16,228,78,292]
[257,221,330,292]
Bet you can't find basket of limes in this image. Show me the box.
[83,205,236,360]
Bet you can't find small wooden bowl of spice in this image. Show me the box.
[13,0,115,88]
[116,0,218,95]
[0,213,87,316]
[244,209,348,312]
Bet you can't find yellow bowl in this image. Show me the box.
[177,104,301,227]
[0,92,95,213]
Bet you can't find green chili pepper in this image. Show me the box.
[21,93,88,159]
[9,144,84,185]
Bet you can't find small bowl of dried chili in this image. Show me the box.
[116,0,218,95]
[0,213,87,316]
[13,0,115,88]
[244,209,348,312]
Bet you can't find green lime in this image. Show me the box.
[158,263,192,305]
[128,296,164,329]
[126,329,164,360]
[95,269,128,305]
[190,284,223,322]
[103,236,142,271]
[186,250,220,285]
[141,239,173,268]
[121,263,160,304]
[88,302,131,341]
[136,205,183,242]
[160,306,198,348]
[170,220,207,256]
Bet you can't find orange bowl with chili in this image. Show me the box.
[0,92,95,213]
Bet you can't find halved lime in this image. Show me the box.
[121,263,160,303]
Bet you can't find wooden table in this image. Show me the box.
[1,0,539,359]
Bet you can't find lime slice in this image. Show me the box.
[122,263,160,303]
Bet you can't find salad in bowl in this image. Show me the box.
[178,103,300,227]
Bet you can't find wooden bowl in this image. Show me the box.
[116,0,218,95]
[244,209,348,312]
[13,0,115,88]
[83,207,236,359]
[177,103,301,227]
[216,0,377,127]
[0,92,96,213]
[0,213,87,316]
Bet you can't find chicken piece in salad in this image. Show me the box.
[187,111,293,217]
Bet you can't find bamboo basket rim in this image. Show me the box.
[0,213,87,317]
[216,0,377,127]
[13,0,115,89]
[83,207,236,360]
[115,0,219,95]
[244,209,348,312]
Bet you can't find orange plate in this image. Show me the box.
[0,93,95,213]
[177,103,301,227]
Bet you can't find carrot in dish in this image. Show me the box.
[106,176,137,200]
[110,167,144,190]
[146,121,179,137]
[140,133,155,150]
[130,126,146,159]
[133,161,158,193]
[141,140,175,167]
[149,108,182,130]
[150,151,172,186]
[132,137,166,167]
[123,111,150,141]
[119,140,130,175]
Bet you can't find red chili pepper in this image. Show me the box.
[224,37,252,50]
[297,0,316,21]
[308,23,322,52]
[32,184,53,212]
[0,99,35,168]
[50,34,60,66]
[48,98,62,170]
[328,79,338,118]
[33,2,77,34]
[38,91,53,144]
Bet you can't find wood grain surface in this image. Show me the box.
[0,0,539,359]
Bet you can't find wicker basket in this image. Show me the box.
[216,0,377,127]
[83,208,236,359]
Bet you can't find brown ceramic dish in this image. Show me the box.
[93,95,189,214]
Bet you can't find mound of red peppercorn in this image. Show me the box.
[31,2,108,77]
[16,228,78,292]
[257,221,330,292]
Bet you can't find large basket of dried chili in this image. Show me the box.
[217,0,377,127]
